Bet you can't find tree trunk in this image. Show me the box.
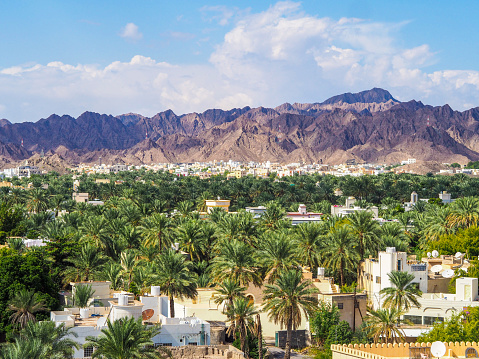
[240,325,248,359]
[285,313,293,359]
[257,314,263,359]
[340,260,345,287]
[169,294,175,318]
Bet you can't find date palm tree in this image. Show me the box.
[213,278,246,313]
[257,231,299,284]
[152,249,197,318]
[380,271,422,310]
[63,243,106,283]
[447,196,479,229]
[263,270,318,359]
[225,297,259,359]
[139,213,171,250]
[211,239,261,287]
[84,317,161,359]
[294,222,324,273]
[0,337,45,359]
[8,289,47,329]
[20,320,79,358]
[175,219,205,261]
[365,307,406,344]
[347,210,381,277]
[321,227,359,287]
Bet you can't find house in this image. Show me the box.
[245,206,267,218]
[51,284,211,358]
[205,199,230,213]
[285,204,323,225]
[331,197,379,218]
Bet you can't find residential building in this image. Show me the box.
[286,204,323,225]
[205,199,230,213]
[51,284,211,358]
[331,197,379,218]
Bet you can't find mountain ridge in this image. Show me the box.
[1,88,479,167]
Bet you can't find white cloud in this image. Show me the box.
[1,1,479,123]
[120,22,143,41]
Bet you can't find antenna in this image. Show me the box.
[427,252,432,258]
[431,264,443,273]
[142,309,154,321]
[431,341,446,358]
[455,252,463,259]
[432,250,439,258]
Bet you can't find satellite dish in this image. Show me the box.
[96,317,107,328]
[432,250,439,258]
[442,269,454,278]
[462,267,468,273]
[431,264,443,273]
[431,341,447,358]
[142,309,154,321]
[427,252,432,258]
[455,252,463,259]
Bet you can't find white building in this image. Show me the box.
[360,247,428,309]
[331,197,379,218]
[3,164,42,178]
[51,284,211,358]
[245,206,267,218]
[285,204,323,225]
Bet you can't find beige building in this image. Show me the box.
[205,199,230,213]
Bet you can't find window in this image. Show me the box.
[189,342,197,346]
[155,343,172,347]
[411,264,427,272]
[376,276,381,284]
[337,303,343,309]
[397,259,402,271]
[404,315,422,325]
[84,347,94,357]
[423,316,444,325]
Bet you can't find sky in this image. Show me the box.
[1,0,479,122]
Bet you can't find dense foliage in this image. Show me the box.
[2,169,479,353]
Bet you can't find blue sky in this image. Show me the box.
[1,0,479,122]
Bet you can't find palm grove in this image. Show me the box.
[1,170,479,357]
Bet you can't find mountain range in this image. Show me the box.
[1,87,479,169]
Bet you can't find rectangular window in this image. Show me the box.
[189,342,198,346]
[404,315,422,325]
[397,259,402,271]
[411,264,427,271]
[337,303,343,309]
[84,347,94,357]
[423,316,444,325]
[376,276,381,284]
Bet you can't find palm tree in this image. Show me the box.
[73,284,96,308]
[0,337,46,359]
[321,227,359,287]
[294,222,324,273]
[447,196,479,229]
[19,320,79,358]
[347,210,381,277]
[260,201,286,230]
[213,278,246,312]
[255,313,263,359]
[225,297,259,359]
[175,219,205,261]
[257,231,299,284]
[139,213,171,250]
[211,239,261,287]
[120,250,138,291]
[63,243,106,283]
[152,249,197,318]
[99,262,124,291]
[380,271,422,310]
[79,216,108,247]
[365,307,406,344]
[84,317,161,359]
[263,270,318,359]
[26,188,49,213]
[8,289,47,329]
[6,237,26,254]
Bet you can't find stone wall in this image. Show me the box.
[168,345,244,359]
